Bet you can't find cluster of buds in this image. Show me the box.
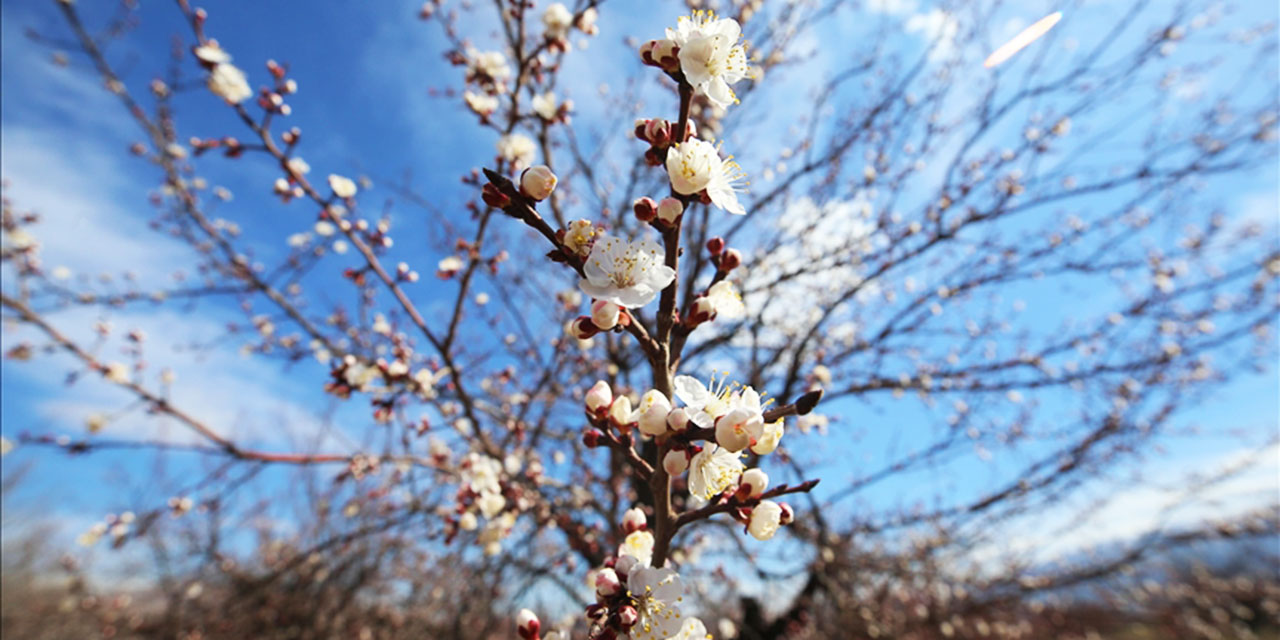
[705,237,742,273]
[189,136,246,158]
[634,117,696,166]
[565,300,631,340]
[395,261,420,283]
[582,381,692,446]
[585,555,642,638]
[256,59,297,116]
[639,38,681,73]
[632,196,684,229]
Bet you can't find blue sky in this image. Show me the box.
[2,0,1277,612]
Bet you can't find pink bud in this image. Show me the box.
[617,605,639,628]
[595,567,622,597]
[583,430,603,448]
[591,300,621,331]
[585,380,613,413]
[663,449,689,475]
[666,407,689,431]
[609,395,633,428]
[719,248,742,271]
[644,118,671,147]
[656,197,683,226]
[779,502,795,525]
[565,317,599,340]
[516,609,540,640]
[639,40,659,66]
[687,296,715,325]
[621,507,646,533]
[633,197,657,222]
[706,237,725,255]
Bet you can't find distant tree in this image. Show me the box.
[2,0,1276,638]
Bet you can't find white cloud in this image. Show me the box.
[973,442,1280,569]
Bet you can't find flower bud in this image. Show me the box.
[520,165,558,201]
[740,468,769,499]
[719,248,742,272]
[583,429,603,448]
[663,449,689,475]
[747,500,783,541]
[621,507,647,533]
[686,296,715,327]
[516,609,540,640]
[715,408,759,452]
[656,197,683,225]
[666,407,689,431]
[585,380,613,413]
[591,300,621,331]
[609,395,633,427]
[644,118,671,147]
[778,502,795,525]
[706,236,725,255]
[595,567,622,597]
[639,39,679,71]
[617,604,639,629]
[633,197,657,222]
[565,316,599,340]
[481,182,511,209]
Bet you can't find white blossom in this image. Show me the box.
[666,12,753,109]
[207,63,252,104]
[688,444,744,501]
[467,48,512,85]
[627,567,687,640]
[637,390,673,436]
[666,138,746,214]
[464,90,499,116]
[706,280,745,319]
[542,3,573,40]
[751,418,784,455]
[579,234,676,308]
[620,529,655,566]
[328,174,357,198]
[497,133,537,170]
[672,618,711,640]
[562,219,597,257]
[478,491,506,519]
[531,91,559,120]
[461,452,504,496]
[193,43,231,65]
